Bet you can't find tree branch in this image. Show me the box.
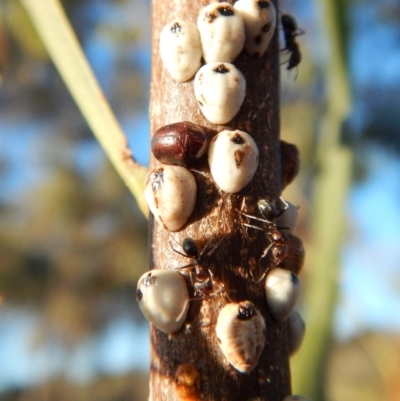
[149,1,292,400]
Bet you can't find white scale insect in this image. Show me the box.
[194,62,246,124]
[137,237,225,334]
[136,269,189,335]
[197,2,245,63]
[234,0,277,57]
[159,19,202,82]
[208,129,259,193]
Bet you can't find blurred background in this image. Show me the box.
[1,0,400,400]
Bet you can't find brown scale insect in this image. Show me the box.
[280,140,301,189]
[151,121,209,167]
[279,234,305,275]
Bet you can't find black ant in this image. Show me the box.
[257,197,289,220]
[169,237,224,297]
[281,13,304,72]
[240,198,290,281]
[242,214,288,265]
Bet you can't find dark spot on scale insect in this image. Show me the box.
[231,133,245,145]
[150,168,164,191]
[214,64,230,74]
[258,1,271,9]
[205,12,217,23]
[217,5,234,17]
[255,35,262,45]
[143,272,156,287]
[238,304,256,320]
[290,272,299,284]
[136,289,143,301]
[262,22,272,32]
[234,150,245,168]
[170,22,181,34]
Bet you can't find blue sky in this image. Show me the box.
[0,308,150,391]
[336,148,400,340]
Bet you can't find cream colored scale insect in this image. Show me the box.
[144,165,197,232]
[159,19,202,82]
[194,63,246,124]
[216,301,266,373]
[208,129,259,193]
[197,2,245,63]
[234,0,277,57]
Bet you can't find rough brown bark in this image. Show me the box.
[149,1,291,400]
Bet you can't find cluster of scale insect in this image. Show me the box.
[145,125,261,231]
[159,1,279,124]
[139,2,308,393]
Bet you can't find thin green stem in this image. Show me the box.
[20,0,149,217]
[291,0,353,399]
